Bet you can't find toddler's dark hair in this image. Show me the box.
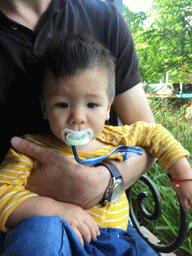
[41,33,116,101]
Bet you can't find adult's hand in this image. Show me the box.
[11,137,111,209]
[11,137,155,209]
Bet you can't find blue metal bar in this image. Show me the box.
[176,93,192,98]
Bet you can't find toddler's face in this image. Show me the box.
[42,66,112,143]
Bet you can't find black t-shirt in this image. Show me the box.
[0,0,141,161]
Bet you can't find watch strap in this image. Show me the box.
[94,162,124,205]
[94,162,123,179]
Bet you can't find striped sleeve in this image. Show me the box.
[122,122,190,172]
[0,149,38,232]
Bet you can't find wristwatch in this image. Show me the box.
[94,162,125,206]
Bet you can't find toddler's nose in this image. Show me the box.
[68,109,86,124]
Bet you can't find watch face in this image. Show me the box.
[111,178,125,204]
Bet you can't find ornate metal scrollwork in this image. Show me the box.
[126,174,189,253]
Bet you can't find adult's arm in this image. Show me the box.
[11,133,154,209]
[11,137,110,209]
[114,83,157,187]
[114,83,155,125]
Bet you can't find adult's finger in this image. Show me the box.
[11,136,52,163]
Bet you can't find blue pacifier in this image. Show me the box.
[61,128,143,165]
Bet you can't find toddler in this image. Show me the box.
[0,34,191,248]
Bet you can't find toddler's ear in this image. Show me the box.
[41,102,48,120]
[105,103,112,121]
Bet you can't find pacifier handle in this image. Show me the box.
[61,128,143,165]
[61,128,93,147]
[71,145,143,165]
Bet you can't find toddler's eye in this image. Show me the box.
[56,103,68,108]
[87,103,97,109]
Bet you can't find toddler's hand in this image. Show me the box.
[168,157,192,212]
[172,180,192,212]
[55,202,100,246]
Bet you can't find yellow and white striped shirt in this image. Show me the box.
[0,121,189,232]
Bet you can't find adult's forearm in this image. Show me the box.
[26,147,154,209]
[111,148,156,190]
[58,164,111,209]
[76,147,156,208]
[17,137,154,210]
[112,85,156,188]
[50,148,155,207]
[26,160,111,209]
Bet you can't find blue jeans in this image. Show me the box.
[0,216,158,255]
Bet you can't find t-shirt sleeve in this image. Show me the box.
[107,6,141,95]
[0,148,38,232]
[121,122,190,172]
[34,0,141,96]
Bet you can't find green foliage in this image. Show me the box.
[148,97,192,153]
[169,65,192,84]
[123,3,192,251]
[131,97,192,255]
[123,5,147,35]
[123,0,192,83]
[131,164,192,255]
